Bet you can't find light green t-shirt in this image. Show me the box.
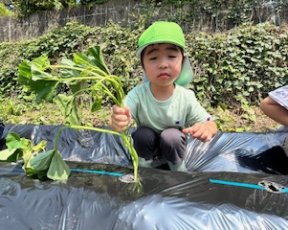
[125,82,211,133]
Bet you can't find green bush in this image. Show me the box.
[187,23,288,107]
[0,3,14,17]
[0,21,288,109]
[0,21,95,97]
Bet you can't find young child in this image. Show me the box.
[110,21,217,171]
[260,85,288,127]
[260,85,288,154]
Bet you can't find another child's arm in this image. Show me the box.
[109,105,132,132]
[182,120,217,142]
[260,96,288,126]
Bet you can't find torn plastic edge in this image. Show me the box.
[258,180,288,193]
[210,178,288,194]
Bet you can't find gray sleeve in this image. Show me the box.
[268,85,288,110]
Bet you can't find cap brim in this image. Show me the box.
[137,41,185,58]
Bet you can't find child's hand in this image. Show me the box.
[109,105,131,132]
[182,121,217,142]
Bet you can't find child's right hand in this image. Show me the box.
[109,105,131,132]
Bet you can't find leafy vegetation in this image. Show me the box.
[0,1,285,184]
[187,22,288,109]
[17,46,139,182]
[0,3,14,17]
[0,132,70,180]
[0,21,286,132]
[10,0,110,17]
[1,21,288,105]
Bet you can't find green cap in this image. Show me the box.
[137,21,185,56]
[138,21,192,86]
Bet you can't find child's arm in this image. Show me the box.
[182,120,217,142]
[260,96,288,126]
[109,105,132,132]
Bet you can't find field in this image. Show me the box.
[0,98,279,132]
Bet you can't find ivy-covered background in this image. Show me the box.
[0,21,287,106]
[0,0,287,131]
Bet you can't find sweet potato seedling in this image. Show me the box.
[17,46,139,182]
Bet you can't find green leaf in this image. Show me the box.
[30,55,51,80]
[74,46,110,74]
[27,149,54,173]
[18,60,32,80]
[23,140,47,167]
[0,132,32,162]
[54,94,81,125]
[47,150,70,181]
[58,58,86,93]
[0,148,17,161]
[18,56,58,101]
[59,58,81,80]
[91,95,102,112]
[5,132,22,150]
[32,140,47,152]
[88,46,110,74]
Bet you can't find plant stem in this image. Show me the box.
[71,124,139,182]
[121,132,139,181]
[71,125,121,136]
[53,126,67,150]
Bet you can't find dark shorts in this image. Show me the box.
[0,122,5,149]
[0,121,5,139]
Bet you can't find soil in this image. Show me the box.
[249,107,279,132]
[231,107,280,132]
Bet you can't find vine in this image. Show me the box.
[17,46,139,182]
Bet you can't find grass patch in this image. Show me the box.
[0,98,279,132]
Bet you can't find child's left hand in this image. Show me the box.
[182,121,217,142]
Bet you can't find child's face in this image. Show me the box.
[142,43,183,87]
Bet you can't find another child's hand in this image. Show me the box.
[182,121,217,142]
[109,105,131,132]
